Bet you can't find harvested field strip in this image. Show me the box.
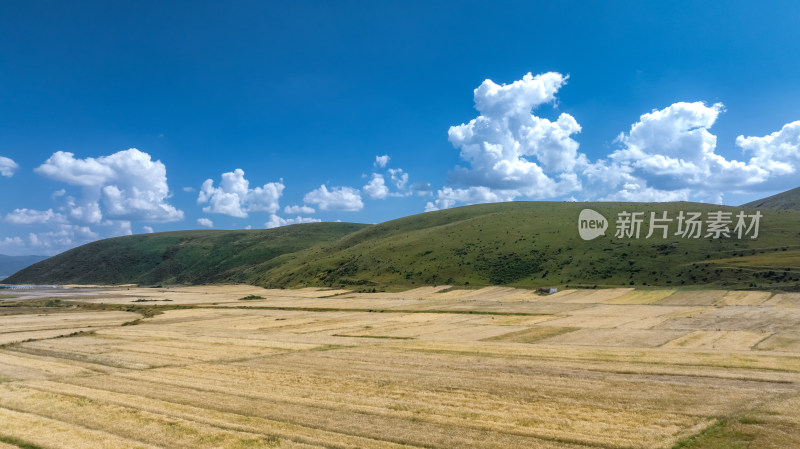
[482,326,579,343]
[110,351,758,423]
[543,289,632,304]
[539,329,687,348]
[0,327,99,346]
[717,291,772,306]
[0,350,96,379]
[604,290,675,305]
[0,407,161,449]
[656,290,728,306]
[764,293,800,308]
[755,333,800,352]
[0,385,303,449]
[6,380,420,449]
[420,286,523,301]
[218,305,554,316]
[5,345,197,370]
[392,341,800,373]
[36,377,604,449]
[0,311,138,332]
[61,364,707,449]
[662,331,771,351]
[217,350,778,416]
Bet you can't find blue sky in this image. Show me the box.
[1,1,799,255]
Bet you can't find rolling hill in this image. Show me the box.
[6,201,800,290]
[4,223,367,285]
[741,186,800,210]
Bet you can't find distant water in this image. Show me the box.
[0,284,64,290]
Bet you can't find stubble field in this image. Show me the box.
[1,285,800,448]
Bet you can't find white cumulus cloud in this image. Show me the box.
[388,168,408,189]
[0,156,19,177]
[433,72,800,207]
[197,218,214,228]
[197,168,284,218]
[374,155,390,168]
[284,205,315,214]
[586,102,800,202]
[142,226,154,234]
[35,149,184,223]
[363,174,389,200]
[4,208,65,225]
[425,186,517,212]
[737,120,800,189]
[265,214,322,228]
[303,185,363,211]
[27,225,99,252]
[436,72,586,210]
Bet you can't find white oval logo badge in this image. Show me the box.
[579,209,608,241]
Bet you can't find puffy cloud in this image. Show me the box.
[374,155,390,168]
[142,226,154,234]
[589,102,800,201]
[0,156,19,177]
[303,185,363,211]
[425,187,516,212]
[607,102,766,191]
[388,168,408,189]
[0,236,28,257]
[197,168,284,218]
[35,149,183,223]
[265,214,322,228]
[0,236,24,248]
[27,225,99,252]
[284,205,315,214]
[737,120,800,189]
[63,194,103,223]
[5,208,65,225]
[197,218,214,228]
[363,174,389,200]
[440,72,586,209]
[104,220,132,237]
[433,72,800,207]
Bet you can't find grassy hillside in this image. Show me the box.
[6,202,800,290]
[257,202,800,290]
[741,186,800,210]
[4,223,368,285]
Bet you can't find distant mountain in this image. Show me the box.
[741,186,800,210]
[6,202,800,290]
[0,254,49,281]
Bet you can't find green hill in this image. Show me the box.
[4,223,368,285]
[741,186,800,210]
[6,202,800,290]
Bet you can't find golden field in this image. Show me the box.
[1,285,800,448]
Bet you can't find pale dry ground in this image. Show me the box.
[0,311,139,345]
[0,286,799,448]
